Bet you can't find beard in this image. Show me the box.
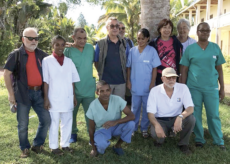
[163,82,175,89]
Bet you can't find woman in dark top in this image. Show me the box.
[149,19,182,85]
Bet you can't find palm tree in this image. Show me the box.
[97,0,140,42]
[140,0,170,39]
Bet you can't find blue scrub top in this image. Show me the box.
[126,45,161,96]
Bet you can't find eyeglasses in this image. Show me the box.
[23,36,39,41]
[110,24,119,29]
[165,76,177,80]
[198,30,211,33]
[119,27,125,30]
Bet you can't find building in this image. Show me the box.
[177,0,230,55]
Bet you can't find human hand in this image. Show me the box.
[127,80,131,90]
[65,42,73,48]
[8,94,17,105]
[155,124,166,138]
[173,117,183,134]
[219,88,225,101]
[44,97,51,110]
[103,120,118,129]
[90,149,98,157]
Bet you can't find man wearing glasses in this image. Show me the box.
[64,28,96,143]
[147,67,195,155]
[3,27,51,158]
[94,17,127,99]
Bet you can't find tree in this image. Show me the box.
[84,24,97,45]
[140,0,170,39]
[77,12,87,27]
[98,0,140,42]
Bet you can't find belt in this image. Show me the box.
[156,117,175,121]
[28,86,41,91]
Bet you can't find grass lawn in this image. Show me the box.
[223,67,230,85]
[1,83,230,164]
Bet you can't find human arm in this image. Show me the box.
[3,69,16,105]
[94,44,100,71]
[72,83,77,107]
[180,65,188,84]
[43,82,50,110]
[216,64,225,101]
[103,106,135,129]
[149,67,157,90]
[126,67,131,90]
[173,106,194,134]
[148,113,166,138]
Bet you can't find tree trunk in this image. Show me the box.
[140,0,170,40]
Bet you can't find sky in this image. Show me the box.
[44,0,106,26]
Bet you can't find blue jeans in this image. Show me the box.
[17,89,51,150]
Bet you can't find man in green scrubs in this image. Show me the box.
[180,22,226,150]
[64,28,96,143]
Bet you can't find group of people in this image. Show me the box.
[3,16,226,158]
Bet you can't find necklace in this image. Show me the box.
[197,42,209,51]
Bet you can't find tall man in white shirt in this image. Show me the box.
[147,67,195,155]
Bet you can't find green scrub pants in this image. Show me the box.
[189,88,224,145]
[72,97,95,134]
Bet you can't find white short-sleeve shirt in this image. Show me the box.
[147,83,194,117]
[42,55,80,112]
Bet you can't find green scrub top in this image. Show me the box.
[180,42,226,91]
[86,95,127,131]
[64,43,96,98]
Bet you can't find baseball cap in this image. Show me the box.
[162,67,179,77]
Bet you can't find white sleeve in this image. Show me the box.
[182,85,194,109]
[71,61,80,83]
[147,88,157,114]
[42,58,49,84]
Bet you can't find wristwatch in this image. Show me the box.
[178,114,183,119]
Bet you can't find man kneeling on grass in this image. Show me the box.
[147,68,195,155]
[86,80,135,156]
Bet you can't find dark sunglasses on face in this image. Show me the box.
[23,36,39,41]
[110,24,119,29]
[198,30,211,33]
[119,27,125,30]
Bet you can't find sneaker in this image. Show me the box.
[69,134,77,143]
[31,145,44,154]
[195,142,204,148]
[154,141,163,147]
[113,146,124,156]
[62,147,73,153]
[219,145,226,151]
[179,145,192,155]
[20,148,30,158]
[51,148,64,156]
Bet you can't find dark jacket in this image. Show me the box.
[4,45,48,105]
[149,35,183,74]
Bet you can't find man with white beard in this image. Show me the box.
[147,67,195,155]
[4,27,50,158]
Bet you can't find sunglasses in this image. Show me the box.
[110,24,119,29]
[119,27,125,30]
[23,36,39,41]
[198,30,211,33]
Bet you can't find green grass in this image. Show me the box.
[223,68,230,85]
[1,83,230,164]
